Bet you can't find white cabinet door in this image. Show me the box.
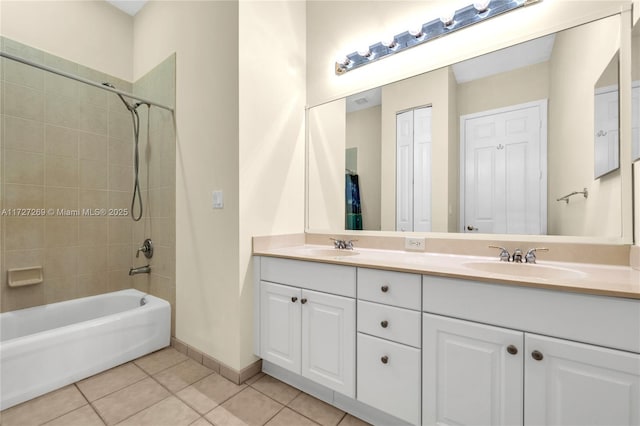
[301,289,355,397]
[423,313,524,426]
[260,281,301,374]
[525,333,640,426]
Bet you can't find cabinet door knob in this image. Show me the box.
[506,345,518,355]
[381,285,389,293]
[300,298,307,304]
[381,355,389,364]
[380,320,389,328]
[531,350,543,361]
[291,297,298,303]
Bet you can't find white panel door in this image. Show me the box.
[301,289,355,397]
[462,101,545,234]
[525,333,640,426]
[594,89,620,178]
[396,111,413,232]
[260,282,301,374]
[413,107,432,232]
[423,313,524,426]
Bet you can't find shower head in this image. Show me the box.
[102,81,136,112]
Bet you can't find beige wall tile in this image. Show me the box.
[1,38,44,63]
[3,115,44,152]
[108,111,133,141]
[78,83,108,109]
[44,275,78,304]
[109,164,133,192]
[45,186,78,211]
[149,274,174,306]
[108,190,131,210]
[78,272,109,297]
[79,159,108,190]
[108,218,132,244]
[43,53,78,74]
[78,102,108,135]
[45,125,78,158]
[150,244,174,279]
[108,269,133,292]
[78,218,108,246]
[4,248,45,271]
[44,93,78,128]
[79,189,108,210]
[5,217,45,250]
[2,282,45,311]
[148,187,173,218]
[77,246,108,275]
[2,57,44,90]
[108,244,132,270]
[108,138,132,166]
[45,72,79,98]
[3,184,44,209]
[4,149,44,184]
[2,82,44,121]
[46,155,78,187]
[44,246,77,278]
[79,131,108,161]
[45,218,78,247]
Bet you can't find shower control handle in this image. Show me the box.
[136,238,154,259]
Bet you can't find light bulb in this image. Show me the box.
[381,36,397,49]
[473,0,491,12]
[439,10,455,26]
[357,47,371,58]
[409,23,424,38]
[335,55,350,67]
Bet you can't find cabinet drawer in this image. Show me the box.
[261,257,356,297]
[357,333,421,425]
[357,301,420,348]
[357,268,421,310]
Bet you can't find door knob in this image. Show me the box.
[466,225,478,231]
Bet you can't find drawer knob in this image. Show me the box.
[301,298,307,304]
[291,297,298,303]
[506,345,518,355]
[380,320,389,328]
[381,355,389,364]
[531,350,543,361]
[381,285,389,293]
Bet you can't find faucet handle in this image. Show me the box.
[136,238,153,259]
[489,245,511,262]
[525,248,549,264]
[512,248,523,263]
[330,238,343,249]
[344,240,357,250]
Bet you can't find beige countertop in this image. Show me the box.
[254,244,640,300]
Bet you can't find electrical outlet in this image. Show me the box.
[405,237,425,251]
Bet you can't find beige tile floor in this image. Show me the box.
[0,347,372,426]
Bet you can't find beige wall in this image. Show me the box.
[238,0,306,369]
[547,16,621,237]
[380,68,455,232]
[308,99,346,231]
[346,106,381,230]
[0,0,133,81]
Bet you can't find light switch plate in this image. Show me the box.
[405,237,425,251]
[212,190,224,209]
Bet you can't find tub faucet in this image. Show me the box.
[129,265,151,276]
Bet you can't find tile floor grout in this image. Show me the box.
[1,348,369,426]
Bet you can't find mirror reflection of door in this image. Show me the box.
[396,107,432,232]
[461,100,547,234]
[632,82,639,161]
[594,87,619,178]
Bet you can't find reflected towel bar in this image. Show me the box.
[556,188,588,204]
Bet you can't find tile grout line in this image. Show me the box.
[74,383,108,426]
[246,379,324,426]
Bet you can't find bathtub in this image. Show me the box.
[0,289,170,410]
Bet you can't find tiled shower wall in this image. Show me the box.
[0,38,176,333]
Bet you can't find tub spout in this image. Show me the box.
[129,265,151,276]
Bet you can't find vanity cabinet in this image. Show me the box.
[423,276,640,426]
[357,268,422,425]
[258,258,356,398]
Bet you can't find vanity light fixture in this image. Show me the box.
[335,0,540,75]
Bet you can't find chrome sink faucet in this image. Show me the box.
[525,248,549,264]
[489,245,511,262]
[330,238,356,250]
[511,248,523,263]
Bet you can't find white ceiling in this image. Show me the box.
[106,0,147,16]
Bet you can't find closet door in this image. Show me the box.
[413,107,432,232]
[396,110,414,232]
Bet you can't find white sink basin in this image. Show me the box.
[463,261,585,281]
[302,248,360,258]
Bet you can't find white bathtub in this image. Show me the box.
[0,289,170,410]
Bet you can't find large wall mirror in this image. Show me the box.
[308,14,629,239]
[633,19,640,162]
